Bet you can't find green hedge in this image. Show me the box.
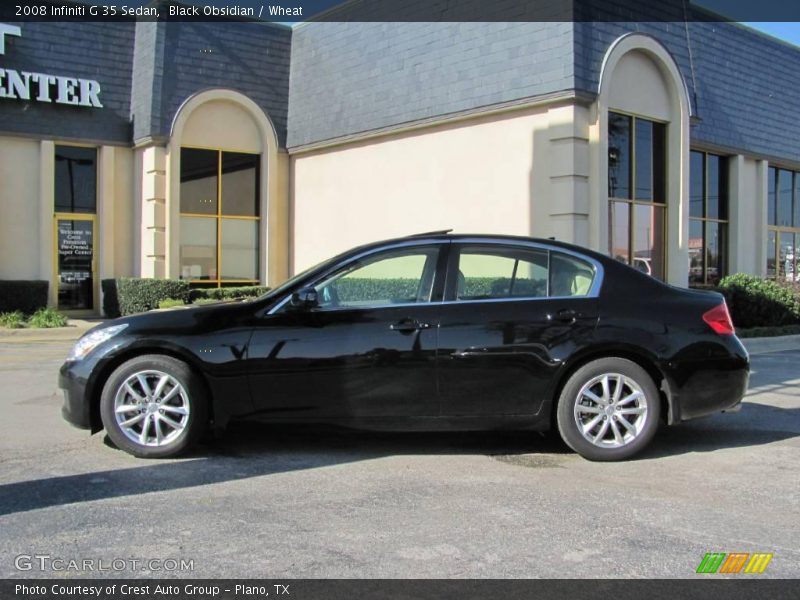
[333,277,546,303]
[718,274,800,328]
[115,278,190,316]
[189,285,270,302]
[0,280,49,314]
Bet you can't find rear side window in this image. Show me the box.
[550,252,595,297]
[453,246,595,300]
[455,247,548,300]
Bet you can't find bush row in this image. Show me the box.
[0,280,48,314]
[102,279,269,317]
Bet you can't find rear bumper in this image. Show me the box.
[666,337,750,423]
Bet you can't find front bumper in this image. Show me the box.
[59,360,93,430]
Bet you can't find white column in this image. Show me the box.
[39,141,55,307]
[139,145,167,278]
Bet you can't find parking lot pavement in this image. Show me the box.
[0,340,798,579]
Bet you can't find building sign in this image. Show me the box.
[0,23,103,108]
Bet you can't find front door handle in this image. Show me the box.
[390,319,431,333]
[554,309,577,323]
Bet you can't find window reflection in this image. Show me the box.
[608,113,631,199]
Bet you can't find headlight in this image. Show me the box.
[68,324,128,361]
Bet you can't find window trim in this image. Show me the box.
[689,150,729,286]
[179,145,261,287]
[607,110,668,280]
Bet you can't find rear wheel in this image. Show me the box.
[100,355,208,458]
[556,357,660,461]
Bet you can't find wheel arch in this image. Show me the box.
[547,346,674,430]
[88,346,215,434]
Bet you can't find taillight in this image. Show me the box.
[703,302,735,335]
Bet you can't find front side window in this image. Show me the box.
[767,166,800,281]
[689,151,729,286]
[179,148,260,287]
[314,247,439,309]
[453,246,595,300]
[608,112,667,280]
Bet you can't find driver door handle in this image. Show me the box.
[390,319,431,333]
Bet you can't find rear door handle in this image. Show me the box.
[390,319,431,333]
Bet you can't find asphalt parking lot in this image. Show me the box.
[0,338,798,578]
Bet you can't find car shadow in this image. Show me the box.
[0,426,568,517]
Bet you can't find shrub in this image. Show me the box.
[116,278,190,316]
[101,279,120,318]
[719,273,800,328]
[189,285,270,303]
[0,311,26,328]
[0,280,48,314]
[28,308,68,328]
[158,298,186,309]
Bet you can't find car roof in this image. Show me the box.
[363,231,611,263]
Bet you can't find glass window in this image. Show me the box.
[55,146,97,214]
[456,247,548,300]
[689,151,704,219]
[180,149,218,215]
[550,253,595,297]
[315,248,438,309]
[608,113,631,199]
[767,166,800,280]
[221,219,258,281]
[221,152,259,217]
[179,217,217,281]
[633,203,666,280]
[688,151,729,286]
[179,148,261,286]
[608,112,667,280]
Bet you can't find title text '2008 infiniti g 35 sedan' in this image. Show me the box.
[60,232,749,461]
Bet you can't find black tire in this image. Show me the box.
[100,354,208,458]
[556,357,660,461]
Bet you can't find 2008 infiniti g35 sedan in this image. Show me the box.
[60,232,749,461]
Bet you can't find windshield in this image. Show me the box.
[256,252,347,303]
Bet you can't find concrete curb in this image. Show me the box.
[742,334,800,355]
[0,319,102,343]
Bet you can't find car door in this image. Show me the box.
[247,242,448,419]
[437,242,600,417]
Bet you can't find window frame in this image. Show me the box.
[607,110,668,281]
[179,145,261,288]
[767,166,800,281]
[689,150,729,286]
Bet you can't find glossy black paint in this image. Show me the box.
[59,234,749,435]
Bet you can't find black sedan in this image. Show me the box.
[60,232,749,461]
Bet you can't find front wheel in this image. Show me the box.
[556,358,660,461]
[100,355,208,458]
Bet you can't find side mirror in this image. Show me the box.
[290,287,319,309]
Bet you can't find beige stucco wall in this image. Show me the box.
[0,136,41,280]
[291,105,563,272]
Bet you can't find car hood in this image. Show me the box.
[89,300,256,337]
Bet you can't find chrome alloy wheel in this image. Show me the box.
[573,373,648,449]
[113,370,190,447]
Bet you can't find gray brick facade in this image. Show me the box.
[1,12,799,164]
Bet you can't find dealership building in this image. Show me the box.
[1,8,799,312]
